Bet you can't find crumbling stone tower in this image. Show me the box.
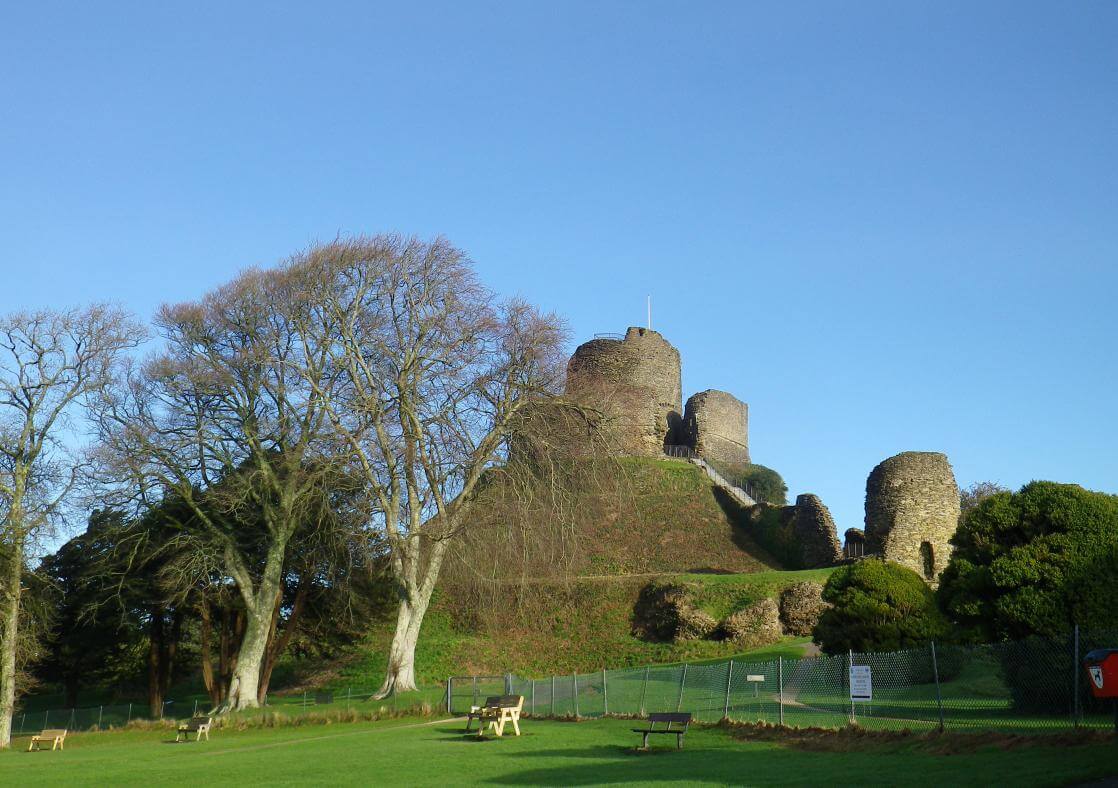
[864,451,961,582]
[683,390,749,465]
[566,327,682,455]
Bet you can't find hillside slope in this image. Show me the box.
[314,459,823,686]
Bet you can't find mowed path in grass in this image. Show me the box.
[2,716,1117,786]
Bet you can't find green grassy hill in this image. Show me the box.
[283,458,835,688]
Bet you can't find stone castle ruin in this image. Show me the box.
[682,389,749,466]
[864,451,961,582]
[562,327,962,584]
[566,327,682,456]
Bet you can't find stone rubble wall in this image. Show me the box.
[864,451,961,582]
[790,494,843,568]
[566,327,682,456]
[682,389,749,465]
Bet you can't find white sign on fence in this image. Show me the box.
[746,675,765,683]
[850,665,872,702]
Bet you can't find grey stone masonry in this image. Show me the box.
[790,494,843,568]
[566,327,682,456]
[864,451,961,583]
[682,389,749,465]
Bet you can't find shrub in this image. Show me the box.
[720,598,782,648]
[631,580,716,642]
[813,559,948,655]
[778,582,828,637]
[716,463,788,506]
[938,481,1118,642]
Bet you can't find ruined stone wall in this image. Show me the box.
[864,451,961,582]
[566,327,682,456]
[790,494,843,568]
[843,528,865,559]
[682,389,749,465]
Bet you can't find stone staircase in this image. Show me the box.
[689,457,757,507]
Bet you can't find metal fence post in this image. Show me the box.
[505,673,512,695]
[639,666,649,716]
[98,706,104,729]
[551,675,556,716]
[602,669,609,715]
[677,664,688,712]
[723,659,734,719]
[572,673,579,718]
[193,699,198,716]
[531,679,536,716]
[931,641,945,732]
[472,676,478,710]
[1073,624,1080,728]
[848,651,854,723]
[778,657,784,726]
[350,686,354,712]
[127,703,132,723]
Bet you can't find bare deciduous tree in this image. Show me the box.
[0,306,143,748]
[288,236,568,696]
[93,271,351,711]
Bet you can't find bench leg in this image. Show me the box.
[511,714,520,736]
[677,733,683,750]
[641,732,649,749]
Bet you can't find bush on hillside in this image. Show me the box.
[719,598,783,648]
[938,481,1118,642]
[715,463,788,506]
[631,581,717,642]
[813,559,948,655]
[778,581,828,637]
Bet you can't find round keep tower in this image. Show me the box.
[864,451,961,583]
[566,327,682,456]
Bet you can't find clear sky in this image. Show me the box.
[1,1,1115,536]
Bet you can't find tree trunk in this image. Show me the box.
[221,548,286,711]
[0,533,23,749]
[199,600,221,708]
[147,604,165,718]
[258,579,308,703]
[374,585,433,697]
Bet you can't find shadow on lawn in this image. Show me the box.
[481,745,751,785]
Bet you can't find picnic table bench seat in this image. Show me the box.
[633,712,691,750]
[27,729,67,751]
[175,716,213,742]
[464,695,523,738]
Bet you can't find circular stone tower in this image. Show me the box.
[566,327,682,455]
[864,451,961,583]
[682,389,750,466]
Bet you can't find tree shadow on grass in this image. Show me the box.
[481,745,753,785]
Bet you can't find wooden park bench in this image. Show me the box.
[27,729,67,751]
[175,716,213,742]
[633,712,691,750]
[464,695,523,738]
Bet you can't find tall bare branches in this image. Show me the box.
[0,305,144,748]
[286,235,568,694]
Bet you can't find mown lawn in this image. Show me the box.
[2,716,1115,786]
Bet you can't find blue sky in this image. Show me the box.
[1,1,1115,535]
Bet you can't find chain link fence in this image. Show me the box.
[450,628,1118,733]
[10,684,446,736]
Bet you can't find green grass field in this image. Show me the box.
[2,716,1115,786]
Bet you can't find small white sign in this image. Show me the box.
[1090,666,1104,690]
[746,675,765,683]
[850,665,872,702]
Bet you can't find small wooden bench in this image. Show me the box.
[633,712,691,750]
[27,729,67,751]
[465,695,523,737]
[175,716,212,742]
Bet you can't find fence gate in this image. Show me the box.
[446,676,508,714]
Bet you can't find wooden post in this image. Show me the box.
[723,659,734,719]
[677,664,688,712]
